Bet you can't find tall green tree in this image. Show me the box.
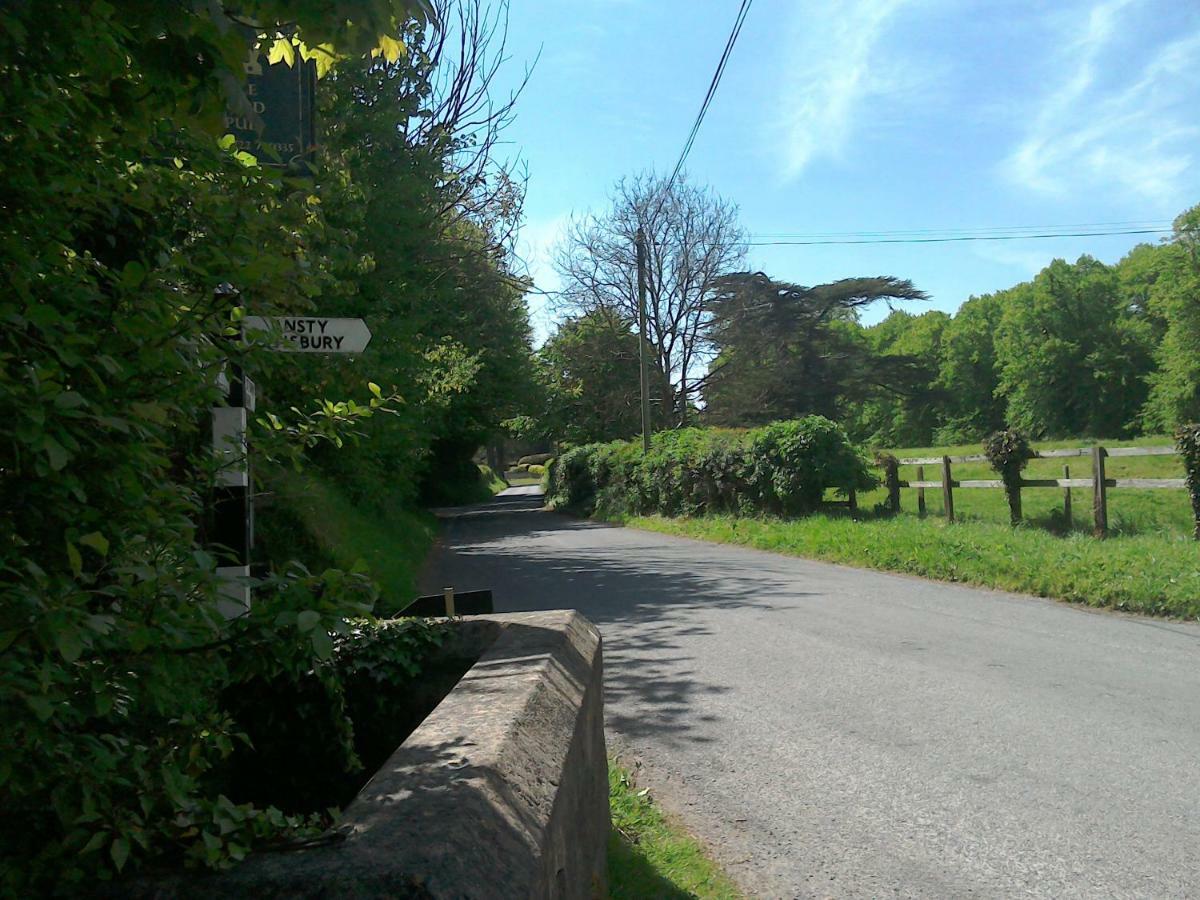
[702,272,927,428]
[936,290,1009,441]
[850,310,951,446]
[1142,205,1200,430]
[995,256,1154,437]
[535,309,669,445]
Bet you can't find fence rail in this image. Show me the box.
[875,443,1188,537]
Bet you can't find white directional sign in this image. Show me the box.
[244,316,372,353]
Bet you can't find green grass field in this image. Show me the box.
[603,435,1200,620]
[870,435,1193,538]
[608,761,742,899]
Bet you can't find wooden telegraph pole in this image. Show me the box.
[635,226,652,454]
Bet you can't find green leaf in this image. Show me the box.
[56,628,84,663]
[81,830,109,855]
[368,381,383,399]
[44,436,70,471]
[66,541,83,577]
[310,628,333,660]
[110,837,130,871]
[121,261,146,289]
[79,532,110,557]
[296,610,320,632]
[53,391,88,410]
[26,695,54,722]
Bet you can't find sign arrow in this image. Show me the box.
[244,316,372,354]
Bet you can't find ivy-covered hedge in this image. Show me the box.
[1176,423,1200,539]
[545,417,876,518]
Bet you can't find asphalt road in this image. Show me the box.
[421,488,1200,899]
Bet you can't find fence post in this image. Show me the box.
[1092,446,1108,538]
[885,459,901,513]
[941,455,955,523]
[1062,464,1072,530]
[916,465,926,517]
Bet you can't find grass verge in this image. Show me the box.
[604,511,1200,619]
[261,470,438,616]
[608,760,741,899]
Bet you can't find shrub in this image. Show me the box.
[1176,423,1200,539]
[983,429,1034,525]
[517,452,554,466]
[547,417,875,519]
[528,464,546,477]
[750,419,877,515]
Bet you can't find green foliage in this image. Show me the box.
[983,429,1034,525]
[0,1,531,892]
[690,209,1200,447]
[1144,206,1200,430]
[547,418,875,519]
[220,617,449,816]
[936,292,1008,442]
[750,419,879,514]
[533,309,668,445]
[705,273,928,429]
[994,257,1153,438]
[850,310,951,447]
[1175,424,1200,539]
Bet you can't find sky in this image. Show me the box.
[488,0,1200,342]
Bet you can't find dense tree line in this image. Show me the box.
[831,205,1198,446]
[538,178,1199,448]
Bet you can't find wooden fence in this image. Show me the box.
[869,444,1187,537]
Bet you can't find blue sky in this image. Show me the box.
[492,0,1200,341]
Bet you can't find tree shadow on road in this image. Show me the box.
[420,497,823,748]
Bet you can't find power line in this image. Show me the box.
[749,221,1174,240]
[650,0,754,223]
[745,228,1172,247]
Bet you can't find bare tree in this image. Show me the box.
[553,172,746,424]
[418,0,535,256]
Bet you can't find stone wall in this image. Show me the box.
[128,610,607,899]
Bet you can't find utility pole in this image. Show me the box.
[635,226,652,453]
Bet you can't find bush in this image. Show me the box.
[546,417,875,519]
[983,429,1034,525]
[528,464,546,477]
[1176,423,1200,539]
[517,452,554,466]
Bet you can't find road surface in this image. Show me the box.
[421,487,1200,898]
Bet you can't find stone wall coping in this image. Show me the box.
[125,610,606,899]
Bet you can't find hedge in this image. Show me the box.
[545,417,876,518]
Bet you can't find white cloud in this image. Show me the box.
[773,0,924,179]
[1002,1,1200,204]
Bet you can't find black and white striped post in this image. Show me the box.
[210,291,256,615]
[208,310,371,614]
[212,360,255,614]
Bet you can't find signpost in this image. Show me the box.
[211,308,373,613]
[244,316,372,353]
